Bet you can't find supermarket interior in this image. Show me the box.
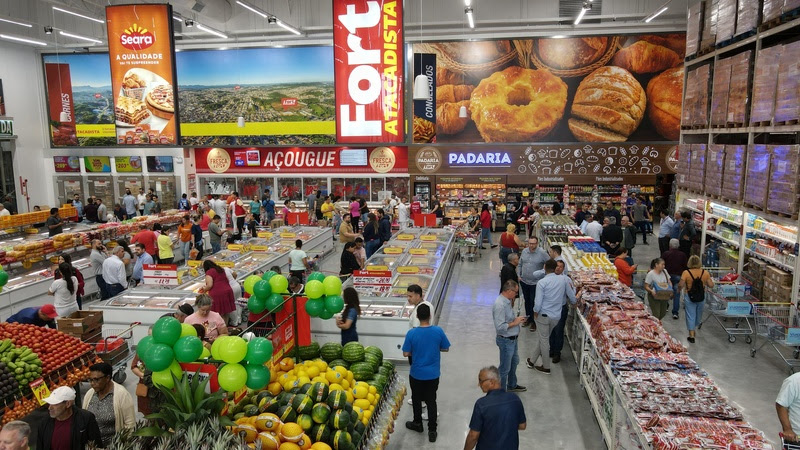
[0,0,799,448]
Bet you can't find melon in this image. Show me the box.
[311,423,332,444]
[255,413,282,432]
[297,414,314,432]
[258,431,281,450]
[328,359,349,369]
[349,362,374,381]
[327,390,347,410]
[328,409,351,430]
[280,422,304,443]
[277,405,297,424]
[311,402,332,424]
[297,342,320,360]
[292,394,313,415]
[309,382,329,403]
[363,346,383,362]
[363,353,381,373]
[332,430,353,450]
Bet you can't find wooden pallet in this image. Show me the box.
[725,122,745,128]
[744,202,765,212]
[751,121,772,127]
[707,194,723,201]
[768,210,799,221]
[698,46,715,57]
[760,16,783,31]
[772,119,799,126]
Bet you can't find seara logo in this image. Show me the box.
[120,24,155,50]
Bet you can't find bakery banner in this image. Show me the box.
[333,0,404,143]
[410,144,677,184]
[115,156,142,172]
[53,156,81,173]
[412,34,685,144]
[106,4,179,146]
[195,146,408,174]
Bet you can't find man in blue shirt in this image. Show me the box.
[72,194,83,221]
[658,210,675,255]
[463,366,526,450]
[261,190,275,225]
[518,237,549,332]
[402,304,450,443]
[670,211,682,240]
[6,304,58,328]
[527,259,576,374]
[132,243,154,286]
[492,280,527,392]
[122,190,138,219]
[548,260,577,364]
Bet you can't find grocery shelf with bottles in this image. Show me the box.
[437,182,505,222]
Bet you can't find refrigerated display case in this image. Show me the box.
[54,176,85,207]
[310,228,458,359]
[87,176,114,204]
[115,176,145,203]
[148,175,179,210]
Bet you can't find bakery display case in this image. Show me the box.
[310,228,458,359]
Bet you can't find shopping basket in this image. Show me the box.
[751,303,800,373]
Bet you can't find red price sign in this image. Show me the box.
[142,264,178,286]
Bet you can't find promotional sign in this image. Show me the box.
[413,33,685,144]
[412,53,436,143]
[195,147,408,174]
[146,156,174,172]
[84,157,112,173]
[29,378,51,406]
[53,156,81,172]
[178,363,220,393]
[115,156,142,172]
[44,63,79,147]
[142,263,178,286]
[0,118,13,139]
[333,0,404,143]
[725,301,752,315]
[106,4,179,145]
[352,270,393,296]
[788,328,800,345]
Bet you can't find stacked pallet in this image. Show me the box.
[744,145,771,207]
[750,46,784,125]
[726,51,752,126]
[721,144,746,202]
[767,145,800,217]
[704,144,726,197]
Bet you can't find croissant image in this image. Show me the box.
[436,100,471,135]
[611,40,681,74]
[436,67,465,86]
[437,84,475,103]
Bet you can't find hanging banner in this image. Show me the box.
[44,63,78,147]
[106,4,179,146]
[146,156,174,172]
[115,156,143,172]
[53,156,81,173]
[412,53,437,143]
[333,0,404,143]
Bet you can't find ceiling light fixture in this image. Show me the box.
[0,17,32,28]
[465,7,475,28]
[574,3,590,25]
[52,6,104,24]
[551,35,566,39]
[273,17,302,35]
[236,1,269,19]
[59,31,103,44]
[464,0,471,5]
[413,73,430,100]
[645,6,669,22]
[0,33,47,46]
[196,23,228,39]
[459,105,468,118]
[172,15,184,22]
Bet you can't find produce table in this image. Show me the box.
[309,228,458,360]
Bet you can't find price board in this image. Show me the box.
[397,266,420,274]
[409,248,429,255]
[179,363,220,394]
[383,247,403,254]
[30,378,50,406]
[186,259,202,267]
[251,245,270,252]
[257,231,274,239]
[226,244,243,252]
[353,270,393,296]
[142,264,178,286]
[280,232,297,239]
[420,235,437,241]
[218,261,235,268]
[365,265,389,271]
[396,234,414,240]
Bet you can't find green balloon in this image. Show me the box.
[168,359,183,379]
[0,270,8,287]
[218,363,247,392]
[211,336,230,361]
[305,298,325,317]
[152,369,174,389]
[199,347,211,360]
[143,343,174,372]
[319,307,334,320]
[324,295,344,313]
[179,323,197,338]
[305,280,324,299]
[174,336,204,363]
[136,336,155,360]
[307,272,326,283]
[246,337,273,365]
[248,295,267,314]
[152,316,182,346]
[261,270,277,281]
[269,275,289,294]
[322,276,343,297]
[253,280,272,300]
[243,275,261,295]
[245,363,270,390]
[266,293,285,313]
[220,336,248,364]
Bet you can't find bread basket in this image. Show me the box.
[416,42,518,80]
[519,36,621,78]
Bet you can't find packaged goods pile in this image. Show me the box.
[570,269,771,449]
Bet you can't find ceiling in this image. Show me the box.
[0,0,688,51]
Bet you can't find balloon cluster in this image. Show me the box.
[136,316,274,392]
[303,272,343,319]
[0,266,8,293]
[245,271,288,316]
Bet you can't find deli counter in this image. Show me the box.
[310,227,458,360]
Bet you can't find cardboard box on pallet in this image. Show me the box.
[785,0,800,15]
[689,144,707,191]
[705,144,726,196]
[682,69,698,127]
[774,42,800,124]
[56,311,103,335]
[744,144,771,206]
[764,277,794,298]
[766,264,793,285]
[716,0,738,44]
[750,45,784,124]
[727,50,752,125]
[677,144,693,190]
[694,65,712,127]
[721,144,746,202]
[702,0,720,50]
[767,144,800,215]
[763,0,784,22]
[711,58,733,126]
[687,2,705,56]
[736,0,760,35]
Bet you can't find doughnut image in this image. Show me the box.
[653,165,662,174]
[619,157,628,165]
[528,154,536,162]
[574,149,583,158]
[605,157,614,165]
[518,164,527,173]
[579,167,587,174]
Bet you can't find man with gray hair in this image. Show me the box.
[101,246,128,298]
[662,238,688,320]
[658,210,675,254]
[601,216,623,255]
[463,366,526,450]
[499,253,519,295]
[493,280,526,392]
[0,420,30,450]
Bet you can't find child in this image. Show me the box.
[246,213,258,238]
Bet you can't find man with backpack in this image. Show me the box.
[678,255,714,343]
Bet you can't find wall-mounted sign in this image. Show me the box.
[106,4,179,146]
[0,118,13,139]
[448,151,512,167]
[146,156,174,172]
[53,156,81,173]
[333,0,404,143]
[412,53,436,143]
[196,147,408,174]
[84,156,111,173]
[115,156,142,172]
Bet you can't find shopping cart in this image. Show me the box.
[455,222,481,262]
[90,322,140,383]
[751,303,800,373]
[698,278,755,344]
[781,433,800,449]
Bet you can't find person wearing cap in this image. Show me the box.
[36,386,103,450]
[162,303,193,323]
[82,362,136,446]
[6,304,58,328]
[0,420,30,450]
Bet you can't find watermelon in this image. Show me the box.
[297,414,314,432]
[341,342,365,363]
[310,382,329,403]
[297,341,320,360]
[363,345,383,362]
[327,390,347,410]
[351,431,363,447]
[311,424,332,445]
[320,342,343,362]
[301,383,314,396]
[256,391,273,405]
[244,404,259,417]
[354,420,366,435]
[328,359,349,369]
[377,365,392,377]
[329,409,351,430]
[260,396,281,414]
[312,402,332,424]
[381,360,395,372]
[277,404,297,423]
[332,430,353,450]
[363,353,381,373]
[293,394,313,415]
[349,362,374,381]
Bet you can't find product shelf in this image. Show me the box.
[745,248,795,273]
[748,228,798,246]
[707,230,741,247]
[706,212,743,227]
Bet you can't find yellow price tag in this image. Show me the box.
[717,217,724,225]
[251,245,269,252]
[187,260,202,267]
[420,235,437,241]
[218,261,235,268]
[189,268,199,277]
[383,247,403,254]
[30,378,50,406]
[366,265,389,271]
[234,386,248,404]
[397,234,414,241]
[409,248,429,255]
[280,232,297,238]
[257,232,273,239]
[397,266,420,274]
[227,244,243,251]
[522,191,529,197]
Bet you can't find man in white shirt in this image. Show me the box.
[584,214,603,243]
[189,192,199,211]
[212,195,227,228]
[101,246,127,298]
[777,372,800,442]
[0,204,9,217]
[137,188,147,216]
[89,240,108,298]
[397,197,411,230]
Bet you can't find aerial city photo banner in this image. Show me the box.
[42,46,335,148]
[412,33,685,144]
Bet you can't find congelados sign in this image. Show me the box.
[333,0,404,143]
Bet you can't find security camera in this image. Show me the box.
[44,26,53,34]
[184,19,194,28]
[268,16,277,24]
